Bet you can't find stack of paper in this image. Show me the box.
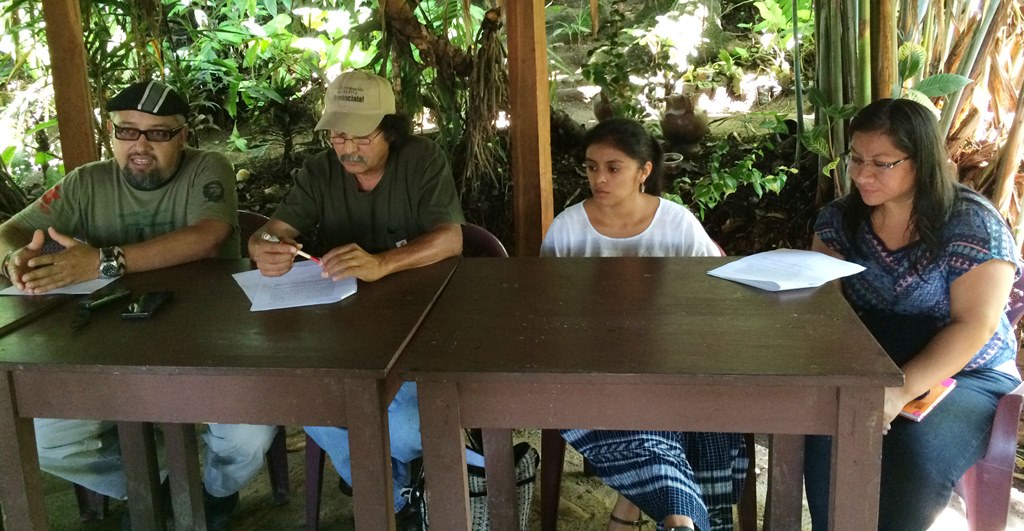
[707,249,865,291]
[233,260,356,311]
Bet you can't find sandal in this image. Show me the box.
[609,512,649,529]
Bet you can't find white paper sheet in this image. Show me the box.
[232,260,356,311]
[0,277,116,296]
[706,249,865,291]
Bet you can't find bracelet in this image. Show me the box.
[0,248,15,281]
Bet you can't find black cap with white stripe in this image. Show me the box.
[106,80,189,117]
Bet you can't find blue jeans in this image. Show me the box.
[804,368,1019,531]
[304,381,421,513]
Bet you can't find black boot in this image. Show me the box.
[203,488,239,531]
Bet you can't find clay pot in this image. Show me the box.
[593,92,614,122]
[662,152,684,176]
[661,93,708,147]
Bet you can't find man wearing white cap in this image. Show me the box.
[248,70,465,529]
[0,80,276,530]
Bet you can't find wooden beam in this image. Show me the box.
[42,0,98,173]
[872,0,897,100]
[506,0,553,257]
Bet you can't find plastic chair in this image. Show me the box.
[74,426,290,520]
[238,209,270,258]
[304,223,508,530]
[951,273,1024,530]
[461,223,509,258]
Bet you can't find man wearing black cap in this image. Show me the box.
[0,80,275,529]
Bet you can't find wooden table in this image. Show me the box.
[399,257,903,531]
[0,257,457,531]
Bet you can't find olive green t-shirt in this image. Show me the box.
[273,135,465,254]
[10,148,240,257]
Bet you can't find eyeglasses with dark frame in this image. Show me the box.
[328,130,383,146]
[842,152,911,173]
[113,125,185,143]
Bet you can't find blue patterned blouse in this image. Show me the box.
[814,189,1020,371]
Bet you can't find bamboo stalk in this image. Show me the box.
[856,0,871,106]
[939,0,1002,136]
[991,76,1024,218]
[828,0,847,193]
[792,0,804,164]
[840,0,857,104]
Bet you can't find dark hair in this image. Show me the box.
[841,98,956,266]
[379,114,412,146]
[582,118,663,195]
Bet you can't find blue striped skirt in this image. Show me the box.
[561,429,748,531]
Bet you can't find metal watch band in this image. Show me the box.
[99,246,126,279]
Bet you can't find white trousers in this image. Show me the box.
[34,418,277,499]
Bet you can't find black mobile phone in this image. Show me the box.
[121,291,173,320]
[78,287,131,311]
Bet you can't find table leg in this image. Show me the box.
[418,381,470,530]
[481,428,516,531]
[345,378,396,531]
[0,371,47,530]
[764,433,804,531]
[118,421,167,531]
[162,423,206,530]
[830,387,883,531]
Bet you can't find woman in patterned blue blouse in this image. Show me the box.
[803,98,1021,530]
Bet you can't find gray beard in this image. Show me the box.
[121,165,166,191]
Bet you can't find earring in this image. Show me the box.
[640,181,646,193]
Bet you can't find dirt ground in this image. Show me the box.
[37,427,1024,530]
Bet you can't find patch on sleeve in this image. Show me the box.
[202,181,225,203]
[37,185,62,215]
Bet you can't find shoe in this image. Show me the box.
[395,500,424,531]
[609,512,649,529]
[203,488,239,531]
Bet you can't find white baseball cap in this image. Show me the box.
[315,71,397,136]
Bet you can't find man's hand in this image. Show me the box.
[248,231,300,277]
[321,243,386,282]
[19,227,99,294]
[6,229,46,291]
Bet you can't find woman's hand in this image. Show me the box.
[882,387,911,434]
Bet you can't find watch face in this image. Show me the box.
[100,260,120,278]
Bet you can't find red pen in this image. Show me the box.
[261,233,321,264]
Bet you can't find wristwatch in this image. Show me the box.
[98,246,125,279]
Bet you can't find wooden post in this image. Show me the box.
[506,1,553,257]
[42,0,99,173]
[590,0,600,35]
[872,0,897,100]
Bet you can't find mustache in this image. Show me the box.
[338,154,365,163]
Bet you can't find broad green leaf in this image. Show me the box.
[822,158,840,177]
[806,87,827,109]
[1,146,16,167]
[898,42,926,80]
[915,74,972,98]
[800,125,831,157]
[904,88,940,115]
[25,119,58,136]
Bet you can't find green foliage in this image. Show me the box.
[798,87,858,175]
[749,0,813,52]
[547,0,592,45]
[898,41,973,115]
[581,6,650,120]
[668,130,796,219]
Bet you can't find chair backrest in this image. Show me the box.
[1006,273,1024,326]
[238,210,270,258]
[461,224,508,258]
